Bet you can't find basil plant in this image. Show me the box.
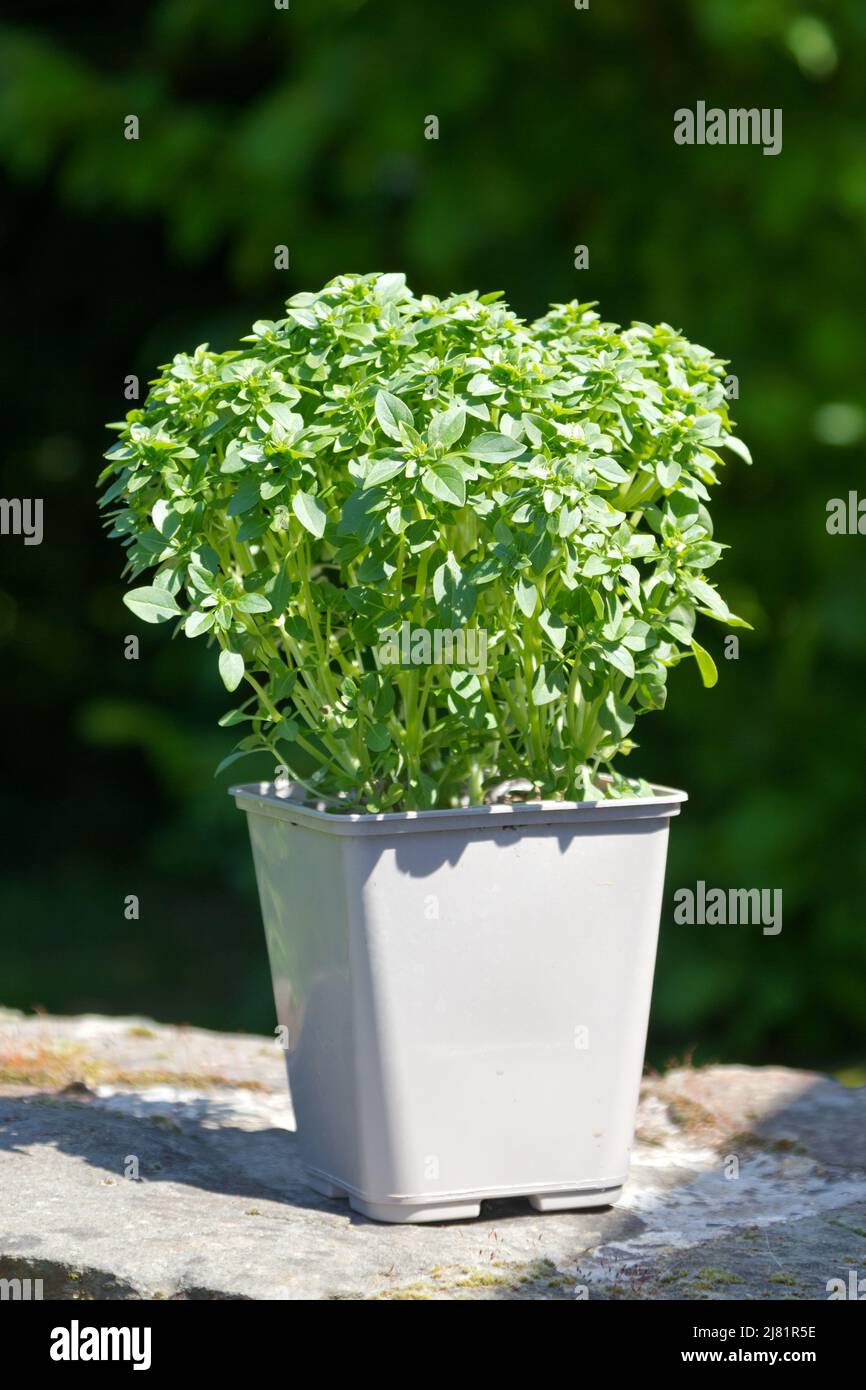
[101,272,750,812]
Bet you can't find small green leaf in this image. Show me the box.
[235,592,272,614]
[603,644,636,679]
[374,389,414,441]
[364,459,405,489]
[685,575,725,613]
[123,586,181,624]
[422,463,466,507]
[218,707,251,727]
[292,490,327,538]
[428,404,466,450]
[575,766,605,802]
[220,440,248,474]
[432,552,476,624]
[227,479,260,516]
[151,499,179,536]
[464,432,524,464]
[656,459,681,489]
[691,638,719,688]
[539,608,567,650]
[722,434,752,465]
[515,576,537,618]
[598,691,635,741]
[531,663,567,706]
[366,722,391,752]
[213,747,263,778]
[219,649,245,691]
[266,402,304,439]
[265,566,293,615]
[184,610,214,638]
[592,457,630,484]
[467,372,500,396]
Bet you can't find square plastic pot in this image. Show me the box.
[232,780,686,1224]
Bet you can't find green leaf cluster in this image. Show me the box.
[101,272,750,811]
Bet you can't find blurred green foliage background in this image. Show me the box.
[0,0,864,1069]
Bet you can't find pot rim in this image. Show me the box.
[230,778,687,837]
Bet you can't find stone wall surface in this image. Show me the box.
[1,1008,864,1300]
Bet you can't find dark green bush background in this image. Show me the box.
[1,1,863,1069]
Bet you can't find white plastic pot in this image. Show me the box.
[232,780,686,1224]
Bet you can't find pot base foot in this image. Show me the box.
[348,1196,482,1224]
[304,1171,348,1200]
[529,1185,622,1212]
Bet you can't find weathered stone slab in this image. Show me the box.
[1,1009,864,1300]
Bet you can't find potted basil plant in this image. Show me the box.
[102,273,750,1223]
